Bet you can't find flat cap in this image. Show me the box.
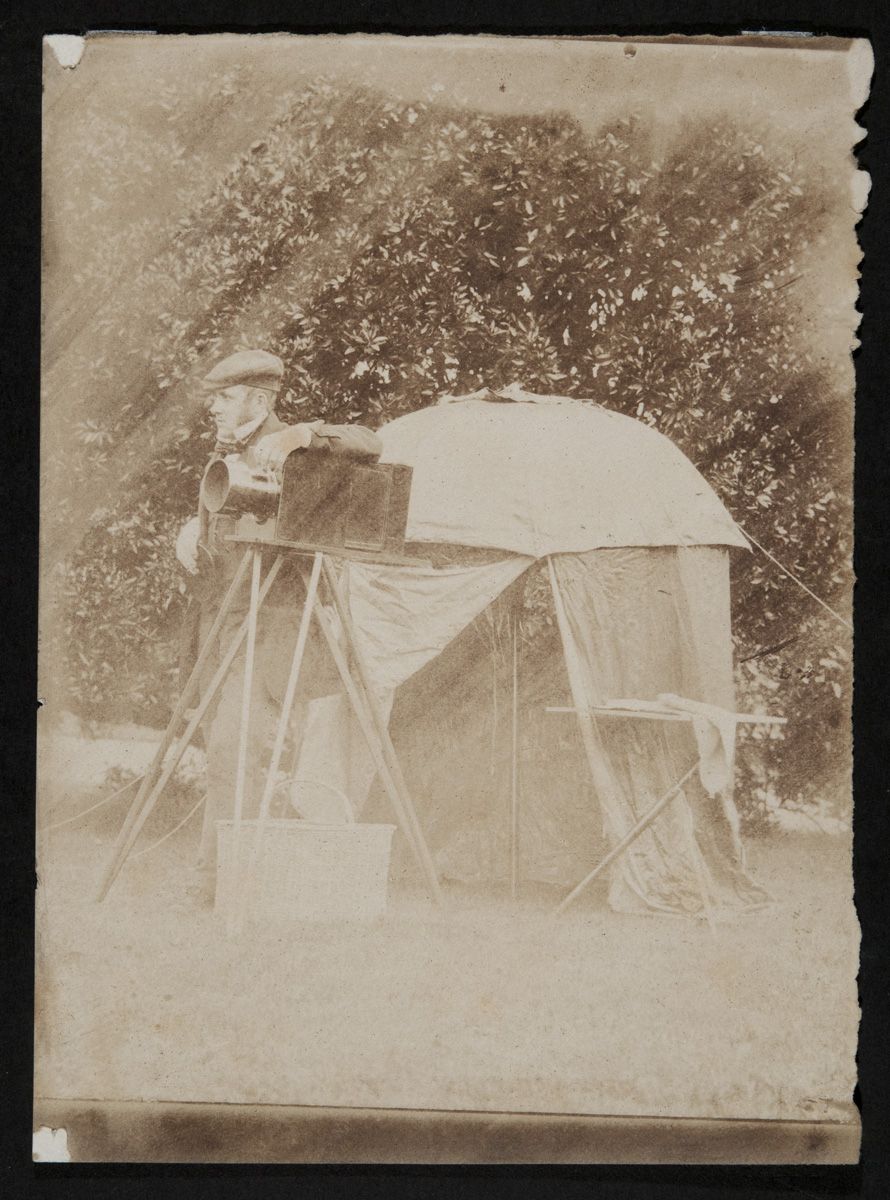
[201,349,285,392]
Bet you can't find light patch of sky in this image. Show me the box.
[80,32,864,148]
[41,33,867,562]
[75,32,865,357]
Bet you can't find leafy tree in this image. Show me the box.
[43,78,854,825]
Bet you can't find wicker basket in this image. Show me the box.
[215,816,395,924]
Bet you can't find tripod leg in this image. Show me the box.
[308,596,438,901]
[236,553,323,932]
[105,549,252,876]
[311,560,442,903]
[320,558,442,902]
[96,554,284,901]
[226,549,263,934]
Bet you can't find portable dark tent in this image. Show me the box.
[291,387,769,916]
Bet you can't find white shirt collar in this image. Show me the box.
[232,411,270,443]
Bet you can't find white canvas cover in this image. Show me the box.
[290,393,762,915]
[345,555,533,693]
[379,386,749,556]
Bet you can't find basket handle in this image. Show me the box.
[285,776,356,824]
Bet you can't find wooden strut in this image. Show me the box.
[553,761,700,916]
[545,706,786,726]
[315,556,443,904]
[96,550,284,901]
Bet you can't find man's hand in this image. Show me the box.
[175,516,201,574]
[254,423,317,473]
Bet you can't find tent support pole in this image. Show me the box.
[546,556,631,851]
[226,547,263,935]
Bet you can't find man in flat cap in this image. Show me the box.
[178,350,380,551]
[175,349,382,903]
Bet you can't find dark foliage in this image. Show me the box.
[43,74,854,826]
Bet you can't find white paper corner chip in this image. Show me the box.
[33,1125,71,1162]
[45,35,85,69]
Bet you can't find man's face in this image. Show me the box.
[207,385,267,439]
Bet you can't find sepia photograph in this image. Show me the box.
[35,31,868,1163]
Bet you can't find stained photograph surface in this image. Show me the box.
[36,33,868,1160]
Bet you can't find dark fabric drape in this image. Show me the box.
[550,547,770,916]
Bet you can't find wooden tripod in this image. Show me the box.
[96,542,443,911]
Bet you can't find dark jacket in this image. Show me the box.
[236,411,382,469]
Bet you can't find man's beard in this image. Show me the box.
[212,408,250,443]
[211,404,266,450]
[212,420,238,444]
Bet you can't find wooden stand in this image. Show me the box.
[97,541,443,916]
[545,697,785,917]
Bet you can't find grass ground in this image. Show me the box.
[35,778,858,1124]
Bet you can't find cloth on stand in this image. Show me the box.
[655,692,738,797]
